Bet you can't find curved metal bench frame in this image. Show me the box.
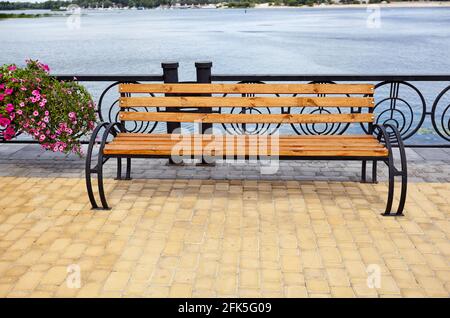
[85,122,407,216]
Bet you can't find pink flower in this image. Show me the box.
[39,135,46,141]
[40,64,50,72]
[0,117,11,127]
[32,90,40,96]
[6,104,14,113]
[0,94,4,101]
[20,87,27,91]
[33,111,39,117]
[3,127,15,140]
[4,88,13,95]
[19,102,25,107]
[7,65,17,72]
[16,110,23,115]
[44,111,49,116]
[68,112,76,119]
[43,116,49,123]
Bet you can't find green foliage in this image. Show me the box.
[226,2,255,8]
[0,13,53,19]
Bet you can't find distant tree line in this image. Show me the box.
[0,0,448,10]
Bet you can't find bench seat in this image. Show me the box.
[86,82,407,216]
[103,133,389,157]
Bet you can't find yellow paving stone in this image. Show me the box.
[351,278,379,297]
[0,177,448,298]
[194,276,215,290]
[400,288,427,298]
[174,270,196,284]
[286,285,308,298]
[331,286,356,298]
[169,283,193,297]
[239,270,259,289]
[103,272,131,292]
[76,283,102,297]
[215,274,237,295]
[300,250,323,269]
[40,266,68,285]
[326,268,350,287]
[13,271,45,291]
[146,286,170,298]
[379,276,401,295]
[150,268,174,286]
[239,289,261,297]
[415,276,449,297]
[306,279,330,294]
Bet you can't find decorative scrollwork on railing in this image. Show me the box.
[431,85,450,142]
[362,81,427,141]
[290,81,352,136]
[220,81,282,135]
[97,81,160,134]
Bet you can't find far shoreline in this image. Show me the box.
[254,1,450,9]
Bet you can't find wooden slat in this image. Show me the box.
[119,97,375,108]
[119,83,374,95]
[104,133,387,157]
[111,135,383,147]
[111,140,384,150]
[103,146,388,157]
[117,133,376,140]
[118,112,374,124]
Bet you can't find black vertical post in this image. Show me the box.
[195,61,212,134]
[162,62,180,134]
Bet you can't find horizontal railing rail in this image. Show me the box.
[1,62,449,149]
[212,74,450,82]
[54,75,164,81]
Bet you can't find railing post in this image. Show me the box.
[162,61,180,134]
[195,61,213,134]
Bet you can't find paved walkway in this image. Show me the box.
[0,144,449,297]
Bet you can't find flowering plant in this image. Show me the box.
[0,60,96,155]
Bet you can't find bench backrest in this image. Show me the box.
[118,83,375,129]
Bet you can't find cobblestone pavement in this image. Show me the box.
[0,144,449,182]
[0,144,449,297]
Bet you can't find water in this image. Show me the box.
[1,8,450,142]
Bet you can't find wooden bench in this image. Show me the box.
[85,83,407,216]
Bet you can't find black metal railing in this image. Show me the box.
[1,61,449,148]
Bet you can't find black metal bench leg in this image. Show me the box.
[85,123,110,210]
[115,158,122,180]
[372,160,378,183]
[383,158,395,216]
[362,160,378,184]
[396,174,407,216]
[97,150,110,210]
[125,158,132,180]
[85,163,98,209]
[361,160,367,183]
